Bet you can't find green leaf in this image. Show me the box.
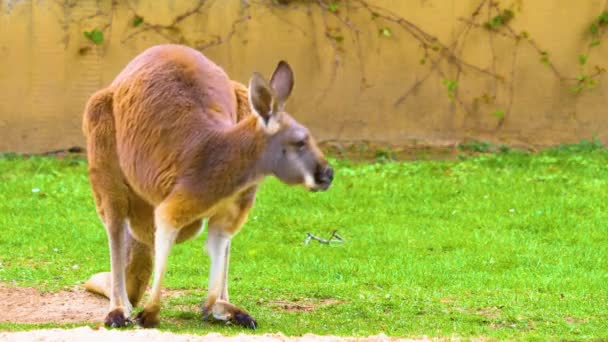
[485,9,515,30]
[328,33,343,43]
[579,54,588,66]
[442,79,458,101]
[328,2,338,12]
[379,27,392,37]
[571,84,585,93]
[599,11,608,25]
[539,51,550,66]
[588,79,598,88]
[590,40,601,47]
[491,109,506,119]
[442,79,458,91]
[590,23,599,35]
[132,15,144,27]
[502,9,514,22]
[83,29,104,45]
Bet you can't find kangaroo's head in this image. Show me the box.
[249,61,333,192]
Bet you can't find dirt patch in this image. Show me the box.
[0,285,207,324]
[258,298,344,313]
[0,328,423,341]
[450,306,503,320]
[0,285,107,324]
[564,316,586,324]
[0,286,441,341]
[474,306,503,320]
[0,286,344,324]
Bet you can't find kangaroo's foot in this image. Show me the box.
[202,299,257,329]
[104,308,132,328]
[135,305,160,328]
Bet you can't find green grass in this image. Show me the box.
[0,146,607,339]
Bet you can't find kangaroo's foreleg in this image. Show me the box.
[203,228,231,310]
[202,188,257,329]
[203,228,257,329]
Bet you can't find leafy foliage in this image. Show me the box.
[83,29,104,45]
[442,79,458,101]
[132,15,144,27]
[484,9,514,30]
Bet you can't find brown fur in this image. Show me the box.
[82,44,331,329]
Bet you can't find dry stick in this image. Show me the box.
[322,0,361,34]
[487,1,498,99]
[502,25,571,81]
[496,40,520,132]
[356,0,499,80]
[197,13,252,50]
[304,230,344,245]
[325,1,366,86]
[447,6,489,119]
[315,0,341,104]
[121,0,206,44]
[394,57,441,106]
[264,3,311,36]
[448,8,482,127]
[436,67,474,118]
[258,0,498,108]
[394,0,485,107]
[315,1,370,91]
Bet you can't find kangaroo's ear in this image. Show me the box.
[269,61,294,109]
[249,72,280,132]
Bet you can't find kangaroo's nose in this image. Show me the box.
[315,164,333,185]
[311,164,333,192]
[325,166,334,182]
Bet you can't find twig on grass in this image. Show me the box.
[304,230,344,245]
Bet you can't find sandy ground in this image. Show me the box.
[0,285,107,324]
[0,286,424,341]
[0,328,424,342]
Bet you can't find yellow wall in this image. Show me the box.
[2,0,608,152]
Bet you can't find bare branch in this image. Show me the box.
[304,230,344,245]
[121,0,206,44]
[196,13,252,50]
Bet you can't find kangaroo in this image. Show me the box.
[82,44,333,329]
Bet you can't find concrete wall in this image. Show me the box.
[1,0,608,153]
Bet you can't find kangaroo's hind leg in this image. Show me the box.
[85,190,154,310]
[84,89,133,327]
[124,191,154,307]
[85,229,151,306]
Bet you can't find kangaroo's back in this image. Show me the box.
[109,44,238,203]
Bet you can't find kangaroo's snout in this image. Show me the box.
[312,164,333,191]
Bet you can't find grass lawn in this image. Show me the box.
[0,144,607,340]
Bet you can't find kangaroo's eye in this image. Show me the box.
[294,140,306,150]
